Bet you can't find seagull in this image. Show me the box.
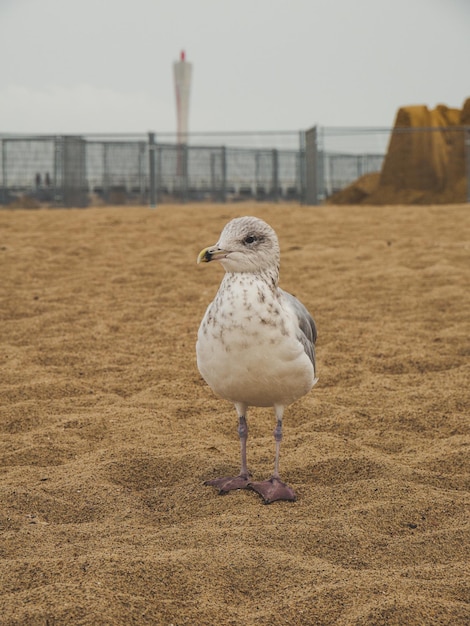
[196,216,318,503]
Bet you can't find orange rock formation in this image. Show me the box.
[329,98,470,204]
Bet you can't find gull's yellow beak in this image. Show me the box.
[197,247,229,264]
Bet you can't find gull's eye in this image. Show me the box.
[243,235,257,245]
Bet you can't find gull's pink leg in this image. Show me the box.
[249,406,296,504]
[204,410,252,494]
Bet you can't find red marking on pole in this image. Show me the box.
[181,50,185,61]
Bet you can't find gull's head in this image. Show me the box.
[197,216,280,274]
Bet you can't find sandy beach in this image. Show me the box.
[1,202,469,625]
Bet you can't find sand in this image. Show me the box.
[1,203,469,625]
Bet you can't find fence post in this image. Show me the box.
[1,140,6,204]
[183,143,189,202]
[305,126,319,205]
[148,132,156,208]
[466,127,470,203]
[272,149,279,201]
[53,136,62,205]
[103,143,109,202]
[210,152,216,200]
[157,145,162,201]
[61,136,87,207]
[221,146,227,202]
[298,130,306,202]
[139,141,146,202]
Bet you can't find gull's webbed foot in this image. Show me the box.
[204,473,252,495]
[249,476,296,504]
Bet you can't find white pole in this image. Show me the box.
[173,50,192,145]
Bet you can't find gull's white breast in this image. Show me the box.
[196,274,315,407]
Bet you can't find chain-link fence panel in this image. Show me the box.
[0,137,56,205]
[86,141,148,204]
[1,128,468,207]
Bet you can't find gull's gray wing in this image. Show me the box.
[280,289,317,370]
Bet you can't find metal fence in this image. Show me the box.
[0,131,305,207]
[0,135,89,207]
[1,127,469,207]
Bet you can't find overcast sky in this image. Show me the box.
[0,0,468,134]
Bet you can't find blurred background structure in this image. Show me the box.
[173,50,192,146]
[1,100,469,207]
[0,131,302,207]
